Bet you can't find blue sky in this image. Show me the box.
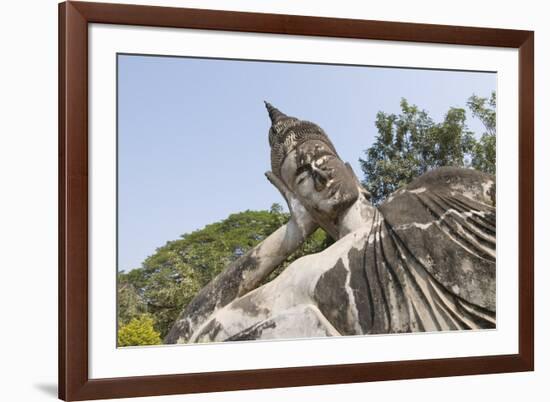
[117,54,496,272]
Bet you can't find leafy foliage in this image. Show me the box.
[118,204,329,340]
[360,93,496,204]
[118,273,147,325]
[117,315,162,347]
[468,92,496,174]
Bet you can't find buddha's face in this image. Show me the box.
[281,140,359,219]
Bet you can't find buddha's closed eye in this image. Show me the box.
[295,163,312,178]
[296,174,309,186]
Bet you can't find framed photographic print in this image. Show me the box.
[59,1,534,400]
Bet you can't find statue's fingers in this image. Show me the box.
[264,171,277,184]
[265,171,289,196]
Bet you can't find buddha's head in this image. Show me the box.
[266,102,365,223]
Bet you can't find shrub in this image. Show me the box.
[117,314,162,347]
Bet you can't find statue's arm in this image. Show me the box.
[164,172,317,343]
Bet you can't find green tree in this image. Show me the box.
[468,92,496,174]
[118,272,147,325]
[119,204,329,338]
[360,94,495,204]
[117,315,162,347]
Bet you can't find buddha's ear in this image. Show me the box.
[360,187,372,201]
[345,162,372,201]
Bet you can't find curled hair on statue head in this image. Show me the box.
[264,102,339,179]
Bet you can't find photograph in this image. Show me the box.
[116,54,497,347]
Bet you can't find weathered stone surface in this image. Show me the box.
[364,168,496,333]
[314,259,354,335]
[165,105,496,344]
[379,167,496,315]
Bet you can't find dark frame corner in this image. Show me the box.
[59,1,534,400]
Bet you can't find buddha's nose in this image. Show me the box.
[311,163,330,180]
[311,165,329,191]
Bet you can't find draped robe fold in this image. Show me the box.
[322,167,496,335]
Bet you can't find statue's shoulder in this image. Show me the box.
[378,166,496,235]
[381,166,495,210]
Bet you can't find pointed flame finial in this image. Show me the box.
[264,101,288,125]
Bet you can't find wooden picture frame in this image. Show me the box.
[59,1,534,400]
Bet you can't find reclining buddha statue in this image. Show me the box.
[165,102,496,344]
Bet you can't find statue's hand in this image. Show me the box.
[265,171,316,232]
